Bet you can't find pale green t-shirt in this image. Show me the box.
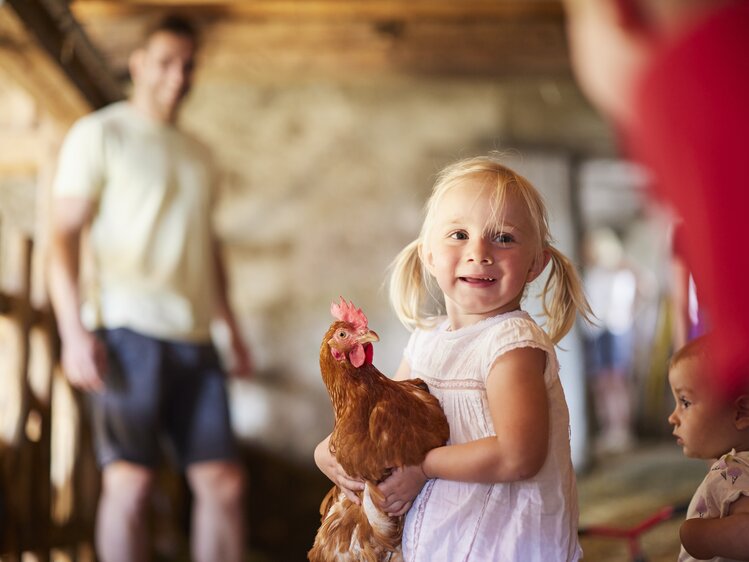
[53,101,219,342]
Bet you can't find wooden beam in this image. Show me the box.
[0,130,45,174]
[0,8,90,125]
[4,0,123,110]
[79,17,571,81]
[71,0,564,22]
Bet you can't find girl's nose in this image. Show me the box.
[467,240,493,264]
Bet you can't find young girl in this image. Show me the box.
[315,154,591,560]
[667,336,749,561]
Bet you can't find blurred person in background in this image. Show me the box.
[582,227,638,454]
[563,0,749,397]
[48,15,251,562]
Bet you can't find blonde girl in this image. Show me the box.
[378,154,591,560]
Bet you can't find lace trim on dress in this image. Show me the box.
[410,478,436,556]
[422,377,485,391]
[463,484,495,562]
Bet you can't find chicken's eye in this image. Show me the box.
[338,331,348,338]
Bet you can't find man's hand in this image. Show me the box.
[60,328,107,392]
[228,331,253,378]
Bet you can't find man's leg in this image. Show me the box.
[96,461,156,562]
[187,460,246,562]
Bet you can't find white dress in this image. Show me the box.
[402,311,582,562]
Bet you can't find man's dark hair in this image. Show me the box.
[144,14,199,46]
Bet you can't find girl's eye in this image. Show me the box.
[493,232,514,245]
[679,396,692,409]
[449,231,468,240]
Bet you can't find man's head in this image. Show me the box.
[129,15,199,122]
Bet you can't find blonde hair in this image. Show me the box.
[388,154,593,344]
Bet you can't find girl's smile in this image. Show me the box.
[424,177,548,330]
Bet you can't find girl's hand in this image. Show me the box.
[314,437,365,504]
[376,464,428,516]
[331,463,366,505]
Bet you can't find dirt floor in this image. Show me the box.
[241,440,707,561]
[577,441,707,561]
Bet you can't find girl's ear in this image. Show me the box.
[734,395,749,430]
[422,244,436,276]
[526,249,551,283]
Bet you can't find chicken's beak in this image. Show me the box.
[357,329,379,344]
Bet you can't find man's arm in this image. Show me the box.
[212,239,252,377]
[48,196,107,391]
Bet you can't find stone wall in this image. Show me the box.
[180,74,613,465]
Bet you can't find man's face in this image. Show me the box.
[132,31,196,117]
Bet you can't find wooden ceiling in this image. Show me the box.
[69,0,571,85]
[1,0,571,119]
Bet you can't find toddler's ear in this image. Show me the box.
[734,395,749,430]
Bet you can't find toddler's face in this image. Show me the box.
[668,359,737,459]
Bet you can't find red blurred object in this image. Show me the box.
[579,503,689,562]
[625,1,749,397]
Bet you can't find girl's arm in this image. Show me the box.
[314,434,365,504]
[378,346,549,515]
[680,495,749,559]
[391,357,412,381]
[424,346,548,482]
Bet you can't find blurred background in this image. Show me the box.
[0,1,699,560]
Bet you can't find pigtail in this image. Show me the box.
[388,239,429,331]
[540,245,594,344]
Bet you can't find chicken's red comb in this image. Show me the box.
[330,297,368,331]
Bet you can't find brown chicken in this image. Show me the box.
[308,298,450,562]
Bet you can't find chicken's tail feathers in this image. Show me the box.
[319,485,340,519]
[309,485,402,562]
[362,483,403,551]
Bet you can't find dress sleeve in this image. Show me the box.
[482,316,556,386]
[53,115,106,199]
[695,455,749,518]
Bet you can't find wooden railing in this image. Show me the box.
[0,226,97,561]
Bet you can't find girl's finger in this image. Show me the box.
[343,488,361,505]
[388,501,412,517]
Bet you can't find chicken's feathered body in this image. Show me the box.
[309,299,449,562]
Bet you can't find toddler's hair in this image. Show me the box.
[389,154,592,344]
[670,334,713,370]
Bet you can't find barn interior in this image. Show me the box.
[0,1,706,561]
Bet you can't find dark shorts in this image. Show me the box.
[90,328,238,469]
[584,329,633,377]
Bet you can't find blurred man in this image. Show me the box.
[49,15,251,562]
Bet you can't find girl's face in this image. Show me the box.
[424,178,547,330]
[668,359,739,459]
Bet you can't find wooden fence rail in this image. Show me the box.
[0,226,97,561]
